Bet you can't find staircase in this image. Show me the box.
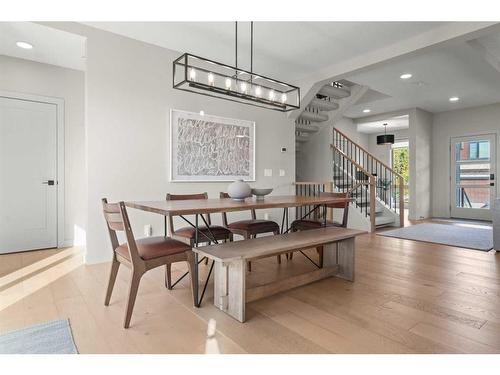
[295,82,354,153]
[332,128,405,231]
[294,129,405,232]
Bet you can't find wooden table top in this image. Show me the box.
[193,227,365,262]
[125,195,352,216]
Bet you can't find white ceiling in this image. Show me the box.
[345,33,500,118]
[83,22,446,83]
[2,21,499,119]
[0,22,86,71]
[356,115,409,134]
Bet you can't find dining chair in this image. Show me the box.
[165,192,233,246]
[289,192,350,266]
[102,198,197,328]
[220,192,281,271]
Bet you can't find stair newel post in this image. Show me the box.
[399,175,405,227]
[369,175,376,232]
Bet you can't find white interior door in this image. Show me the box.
[450,134,496,221]
[0,96,58,253]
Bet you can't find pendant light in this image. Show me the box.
[172,22,300,112]
[377,123,395,145]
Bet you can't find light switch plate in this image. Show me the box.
[264,169,272,177]
[279,169,285,177]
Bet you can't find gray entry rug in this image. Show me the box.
[0,319,78,354]
[378,222,493,251]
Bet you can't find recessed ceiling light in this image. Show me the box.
[199,110,205,116]
[400,73,412,80]
[16,41,33,50]
[363,109,371,113]
[449,97,460,102]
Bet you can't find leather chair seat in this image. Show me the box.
[115,236,191,261]
[228,219,279,233]
[291,219,342,231]
[173,225,232,240]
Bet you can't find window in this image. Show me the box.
[468,141,490,160]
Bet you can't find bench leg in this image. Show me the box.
[214,259,246,322]
[335,237,355,281]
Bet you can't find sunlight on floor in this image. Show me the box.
[0,248,84,311]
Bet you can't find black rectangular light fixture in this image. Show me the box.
[173,53,300,112]
[377,134,395,145]
[377,123,395,145]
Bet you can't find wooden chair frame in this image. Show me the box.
[220,192,281,270]
[102,198,196,328]
[165,192,233,246]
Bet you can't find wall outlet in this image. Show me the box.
[264,168,273,177]
[279,169,285,177]
[144,224,152,237]
[281,147,287,153]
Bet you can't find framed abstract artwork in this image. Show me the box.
[169,109,255,182]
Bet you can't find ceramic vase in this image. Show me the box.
[227,179,251,201]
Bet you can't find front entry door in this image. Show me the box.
[0,96,58,253]
[450,134,496,221]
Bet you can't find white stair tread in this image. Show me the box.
[375,216,395,226]
[318,85,351,99]
[309,98,339,111]
[296,124,320,133]
[299,111,329,122]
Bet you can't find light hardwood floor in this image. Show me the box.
[1,228,499,354]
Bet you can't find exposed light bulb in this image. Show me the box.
[207,73,214,86]
[225,78,232,90]
[189,68,196,81]
[281,93,287,104]
[269,90,275,101]
[255,86,262,97]
[240,82,247,93]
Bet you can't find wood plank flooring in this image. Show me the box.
[0,229,499,354]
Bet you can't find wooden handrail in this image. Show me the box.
[330,144,372,177]
[333,128,404,180]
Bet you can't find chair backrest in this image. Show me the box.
[165,192,210,234]
[319,192,350,227]
[102,198,141,264]
[219,192,256,226]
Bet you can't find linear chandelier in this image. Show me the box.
[173,22,300,112]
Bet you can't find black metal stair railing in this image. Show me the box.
[333,128,404,227]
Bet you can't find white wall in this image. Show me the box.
[296,116,368,181]
[0,55,86,246]
[432,103,500,218]
[45,23,295,264]
[408,108,433,220]
[367,128,410,167]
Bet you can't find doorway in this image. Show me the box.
[391,140,409,210]
[450,134,496,221]
[0,93,64,254]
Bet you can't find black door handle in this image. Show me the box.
[42,180,55,186]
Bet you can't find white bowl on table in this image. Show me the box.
[251,188,273,201]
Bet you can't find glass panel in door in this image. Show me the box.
[450,135,496,220]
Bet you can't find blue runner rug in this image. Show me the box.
[0,319,78,354]
[378,222,493,251]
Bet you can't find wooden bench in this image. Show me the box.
[192,227,365,322]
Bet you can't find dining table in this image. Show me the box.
[125,194,352,306]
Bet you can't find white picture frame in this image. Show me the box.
[170,109,256,182]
